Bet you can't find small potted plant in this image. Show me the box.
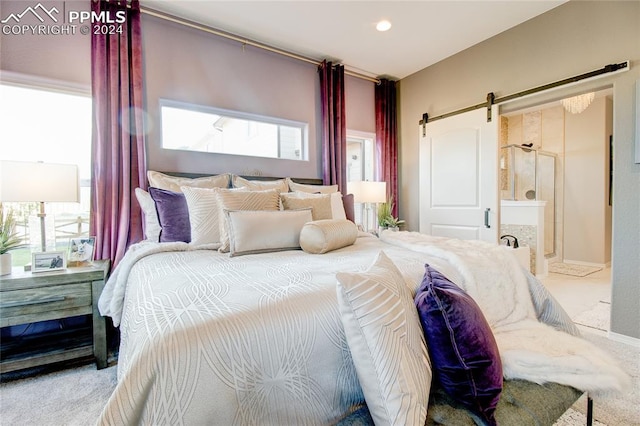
[0,203,23,275]
[377,197,405,232]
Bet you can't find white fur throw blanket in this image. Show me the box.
[380,231,630,396]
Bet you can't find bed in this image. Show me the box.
[97,173,628,425]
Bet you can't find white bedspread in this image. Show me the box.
[97,232,629,425]
[97,235,433,425]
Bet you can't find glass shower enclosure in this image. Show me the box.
[500,144,557,257]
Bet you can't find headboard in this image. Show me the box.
[161,171,323,186]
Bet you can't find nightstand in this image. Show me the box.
[0,260,110,373]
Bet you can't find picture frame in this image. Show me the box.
[32,251,67,273]
[68,236,96,266]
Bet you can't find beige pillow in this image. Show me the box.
[336,252,431,426]
[148,171,230,192]
[225,209,313,256]
[134,188,161,242]
[281,193,332,221]
[216,189,281,252]
[286,178,338,194]
[299,219,358,254]
[232,175,289,193]
[291,191,346,220]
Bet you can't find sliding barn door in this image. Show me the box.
[419,106,499,243]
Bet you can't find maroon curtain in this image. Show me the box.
[375,79,398,217]
[318,60,347,193]
[90,0,147,268]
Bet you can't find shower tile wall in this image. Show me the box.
[503,106,565,261]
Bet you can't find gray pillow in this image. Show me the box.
[525,270,580,336]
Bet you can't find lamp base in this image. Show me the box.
[0,253,12,276]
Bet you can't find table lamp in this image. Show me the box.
[347,180,387,232]
[0,160,79,252]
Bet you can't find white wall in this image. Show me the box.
[564,96,612,265]
[398,1,640,339]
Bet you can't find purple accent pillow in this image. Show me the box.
[414,264,503,426]
[148,187,191,243]
[342,193,355,223]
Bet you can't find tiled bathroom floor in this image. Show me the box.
[541,266,611,320]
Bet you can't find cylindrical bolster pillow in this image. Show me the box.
[300,219,358,254]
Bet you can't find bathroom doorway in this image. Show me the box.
[499,88,613,275]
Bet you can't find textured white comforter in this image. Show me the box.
[97,234,434,425]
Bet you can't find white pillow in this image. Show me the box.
[181,186,223,247]
[286,178,338,194]
[134,188,161,242]
[299,219,357,254]
[232,175,289,193]
[336,251,431,426]
[288,191,346,221]
[148,171,230,192]
[225,209,313,256]
[215,189,281,252]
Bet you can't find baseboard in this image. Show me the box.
[608,331,640,348]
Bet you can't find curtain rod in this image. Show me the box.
[140,7,381,84]
[419,61,629,126]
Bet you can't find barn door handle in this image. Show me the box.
[484,208,491,228]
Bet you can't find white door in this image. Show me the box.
[419,106,499,243]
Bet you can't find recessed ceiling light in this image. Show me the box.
[376,20,392,32]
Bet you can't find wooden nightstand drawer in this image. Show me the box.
[0,260,110,373]
[0,283,92,327]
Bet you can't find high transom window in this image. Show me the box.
[160,100,308,161]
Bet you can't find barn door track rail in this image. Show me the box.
[419,61,629,136]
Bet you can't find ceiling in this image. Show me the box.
[141,1,566,80]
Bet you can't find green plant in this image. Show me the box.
[0,203,24,255]
[377,196,405,229]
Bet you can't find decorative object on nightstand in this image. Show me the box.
[377,196,405,232]
[348,180,386,233]
[31,250,67,273]
[68,236,96,267]
[0,259,110,373]
[0,204,25,276]
[0,160,79,253]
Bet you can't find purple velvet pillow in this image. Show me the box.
[414,264,502,426]
[148,187,191,243]
[342,193,355,223]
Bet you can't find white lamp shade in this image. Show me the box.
[0,160,79,203]
[348,181,387,203]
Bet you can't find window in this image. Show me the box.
[160,100,308,161]
[0,83,91,267]
[347,132,375,182]
[346,131,376,227]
